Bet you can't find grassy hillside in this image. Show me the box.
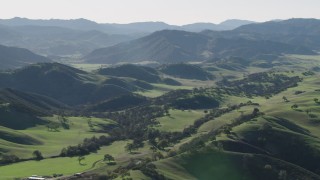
[0,116,116,158]
[156,109,205,132]
[0,63,144,105]
[155,149,320,180]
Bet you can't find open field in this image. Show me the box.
[69,63,110,72]
[155,109,205,132]
[0,140,155,179]
[136,83,194,97]
[0,116,115,158]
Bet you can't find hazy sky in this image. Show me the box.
[0,0,319,25]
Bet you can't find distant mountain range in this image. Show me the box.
[0,18,254,58]
[85,18,319,64]
[1,18,319,66]
[203,18,320,50]
[0,25,139,57]
[0,44,51,70]
[0,17,255,33]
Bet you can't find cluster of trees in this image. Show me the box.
[178,107,262,154]
[46,121,60,131]
[145,101,260,152]
[0,150,45,165]
[58,114,70,129]
[217,72,302,97]
[125,139,144,153]
[32,150,43,160]
[0,154,20,164]
[59,105,168,158]
[302,71,315,76]
[60,135,114,157]
[105,105,168,139]
[153,88,223,109]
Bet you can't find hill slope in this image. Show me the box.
[0,17,254,33]
[159,63,214,80]
[203,18,320,51]
[0,25,137,57]
[97,64,161,83]
[85,30,210,64]
[0,44,51,70]
[85,29,314,64]
[0,88,67,115]
[0,63,137,105]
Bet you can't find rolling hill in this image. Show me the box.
[84,30,210,63]
[85,29,314,64]
[0,44,51,70]
[0,88,67,116]
[0,88,65,129]
[0,25,138,57]
[0,63,141,105]
[97,64,161,83]
[0,17,254,33]
[159,63,214,80]
[203,18,320,51]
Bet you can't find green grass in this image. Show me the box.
[0,116,116,158]
[0,140,154,179]
[1,156,101,180]
[155,148,320,180]
[286,54,320,61]
[114,170,151,180]
[69,63,110,72]
[155,109,205,132]
[137,83,193,97]
[154,150,253,180]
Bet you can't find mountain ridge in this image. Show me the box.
[0,44,51,70]
[0,17,255,33]
[84,26,316,64]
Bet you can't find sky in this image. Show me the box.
[0,0,319,25]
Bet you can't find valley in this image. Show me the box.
[0,17,320,180]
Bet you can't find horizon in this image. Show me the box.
[0,0,319,25]
[2,17,319,27]
[0,16,261,26]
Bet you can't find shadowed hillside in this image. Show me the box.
[98,64,161,83]
[85,27,315,64]
[0,44,51,70]
[0,63,136,105]
[159,63,214,80]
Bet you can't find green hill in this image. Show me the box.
[85,29,314,64]
[0,44,51,70]
[88,94,148,112]
[84,30,210,63]
[203,18,320,51]
[0,88,68,129]
[155,149,320,180]
[98,64,161,83]
[0,127,41,145]
[159,63,214,80]
[0,63,135,105]
[0,88,67,115]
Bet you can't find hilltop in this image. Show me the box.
[0,63,141,105]
[85,28,314,64]
[0,44,51,70]
[97,64,161,83]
